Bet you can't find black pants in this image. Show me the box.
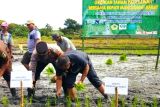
[35,61,55,81]
[62,64,102,95]
[3,71,10,82]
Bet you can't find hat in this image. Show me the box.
[1,22,8,27]
[51,32,63,40]
[26,20,35,25]
[36,41,48,55]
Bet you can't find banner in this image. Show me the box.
[82,0,160,37]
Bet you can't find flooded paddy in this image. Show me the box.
[0,55,160,106]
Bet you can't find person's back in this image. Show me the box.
[0,40,16,97]
[51,32,76,52]
[57,36,76,52]
[0,40,10,77]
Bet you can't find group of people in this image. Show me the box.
[0,20,109,101]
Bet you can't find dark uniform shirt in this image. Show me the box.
[56,50,91,76]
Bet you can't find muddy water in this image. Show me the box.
[0,55,160,106]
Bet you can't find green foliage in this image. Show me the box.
[66,96,72,107]
[43,63,55,77]
[120,97,125,107]
[8,23,28,36]
[24,97,28,107]
[105,58,113,65]
[153,97,158,107]
[141,99,146,107]
[75,83,86,91]
[97,97,102,107]
[60,18,81,35]
[53,97,57,105]
[119,54,127,61]
[45,97,51,107]
[110,96,115,107]
[76,98,81,107]
[1,96,9,107]
[29,96,33,105]
[39,24,53,36]
[132,96,138,107]
[85,96,90,107]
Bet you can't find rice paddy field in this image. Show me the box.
[1,37,160,106]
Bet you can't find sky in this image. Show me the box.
[0,0,82,29]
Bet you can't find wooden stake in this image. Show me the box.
[115,87,118,107]
[20,81,24,107]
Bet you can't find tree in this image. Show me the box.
[39,23,53,36]
[8,23,28,36]
[60,18,81,35]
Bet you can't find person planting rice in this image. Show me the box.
[28,41,63,98]
[0,40,17,98]
[55,50,110,101]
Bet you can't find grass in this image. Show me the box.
[13,36,160,55]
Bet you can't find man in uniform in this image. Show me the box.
[55,50,109,101]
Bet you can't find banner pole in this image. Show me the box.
[82,35,85,51]
[115,87,118,107]
[155,38,160,69]
[20,81,24,107]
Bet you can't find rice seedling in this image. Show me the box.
[66,96,72,107]
[119,54,127,61]
[43,63,55,77]
[120,97,125,107]
[97,97,102,107]
[45,97,50,107]
[85,96,90,107]
[24,97,28,107]
[132,96,138,107]
[1,96,9,107]
[53,96,57,105]
[105,58,113,65]
[29,96,33,105]
[153,97,158,107]
[76,97,81,107]
[75,82,86,91]
[110,96,115,107]
[141,99,146,107]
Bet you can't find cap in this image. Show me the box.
[1,22,8,27]
[36,41,48,55]
[51,32,63,40]
[26,20,35,25]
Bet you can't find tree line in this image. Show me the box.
[0,18,81,38]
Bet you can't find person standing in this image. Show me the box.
[21,20,41,70]
[51,32,76,52]
[0,21,13,60]
[55,50,109,101]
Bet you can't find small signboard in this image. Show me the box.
[103,77,128,95]
[10,71,32,88]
